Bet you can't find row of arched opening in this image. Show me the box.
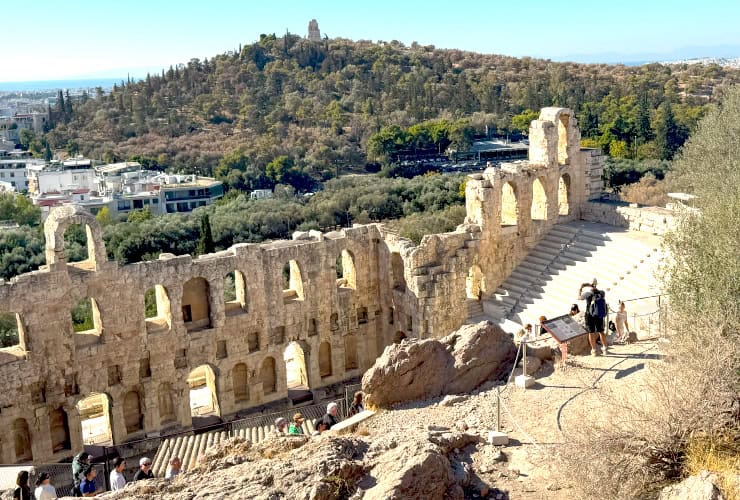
[501,174,571,227]
[9,335,360,462]
[64,250,360,338]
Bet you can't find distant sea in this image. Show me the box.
[0,78,127,92]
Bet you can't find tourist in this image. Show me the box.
[312,420,329,436]
[348,391,364,417]
[578,278,597,304]
[109,457,126,491]
[288,413,305,435]
[321,402,339,430]
[274,417,288,435]
[33,472,57,500]
[13,470,31,500]
[71,451,91,496]
[79,467,98,497]
[538,316,548,336]
[516,324,533,344]
[133,457,154,481]
[615,301,630,343]
[569,304,580,316]
[585,287,609,355]
[165,457,182,480]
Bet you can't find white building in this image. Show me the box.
[0,150,44,191]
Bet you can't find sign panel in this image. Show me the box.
[541,314,588,343]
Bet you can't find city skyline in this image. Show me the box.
[4,0,740,82]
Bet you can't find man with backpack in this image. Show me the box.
[584,284,609,356]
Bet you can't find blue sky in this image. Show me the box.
[4,0,740,81]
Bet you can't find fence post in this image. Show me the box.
[103,446,111,492]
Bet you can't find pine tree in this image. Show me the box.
[44,143,52,161]
[197,214,215,255]
[64,90,73,119]
[655,102,679,160]
[635,94,653,143]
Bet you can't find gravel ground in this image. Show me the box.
[367,338,662,499]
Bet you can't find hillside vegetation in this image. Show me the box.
[26,36,740,191]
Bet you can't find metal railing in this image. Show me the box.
[230,398,345,434]
[608,294,667,339]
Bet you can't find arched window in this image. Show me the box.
[12,418,32,462]
[501,182,518,226]
[76,393,113,445]
[63,223,90,264]
[282,260,305,301]
[260,357,277,395]
[466,265,485,299]
[144,285,172,333]
[558,174,571,215]
[531,177,548,221]
[71,298,102,335]
[391,253,406,290]
[319,341,332,378]
[283,342,308,389]
[232,363,249,402]
[187,365,220,417]
[344,334,358,370]
[0,312,24,349]
[123,391,143,435]
[336,250,356,289]
[49,407,71,453]
[224,271,248,316]
[182,277,211,331]
[158,383,176,425]
[558,114,570,164]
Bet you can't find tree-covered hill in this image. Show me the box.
[35,35,740,190]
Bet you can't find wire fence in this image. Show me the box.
[608,294,667,339]
[230,398,345,434]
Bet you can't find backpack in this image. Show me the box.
[588,291,607,318]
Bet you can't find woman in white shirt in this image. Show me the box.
[34,472,57,500]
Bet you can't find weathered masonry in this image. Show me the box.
[0,108,603,463]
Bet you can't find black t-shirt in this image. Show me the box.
[133,469,154,481]
[321,413,338,430]
[13,486,31,500]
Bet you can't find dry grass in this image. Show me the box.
[685,435,740,500]
[620,174,670,206]
[558,315,739,499]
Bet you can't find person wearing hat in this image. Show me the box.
[133,457,154,481]
[288,413,305,435]
[34,471,57,500]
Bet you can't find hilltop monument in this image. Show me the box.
[307,19,321,42]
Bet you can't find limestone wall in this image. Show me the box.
[582,201,677,235]
[0,107,600,463]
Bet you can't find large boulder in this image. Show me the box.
[363,321,516,408]
[363,338,455,408]
[442,321,517,394]
[659,471,725,500]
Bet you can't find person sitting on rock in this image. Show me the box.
[321,402,339,430]
[289,413,305,435]
[348,391,364,417]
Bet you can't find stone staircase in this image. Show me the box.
[465,299,485,322]
[492,221,664,326]
[151,418,319,477]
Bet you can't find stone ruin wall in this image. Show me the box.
[0,108,599,464]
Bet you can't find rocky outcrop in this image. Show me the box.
[443,321,518,394]
[100,429,489,500]
[363,321,516,408]
[659,471,725,500]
